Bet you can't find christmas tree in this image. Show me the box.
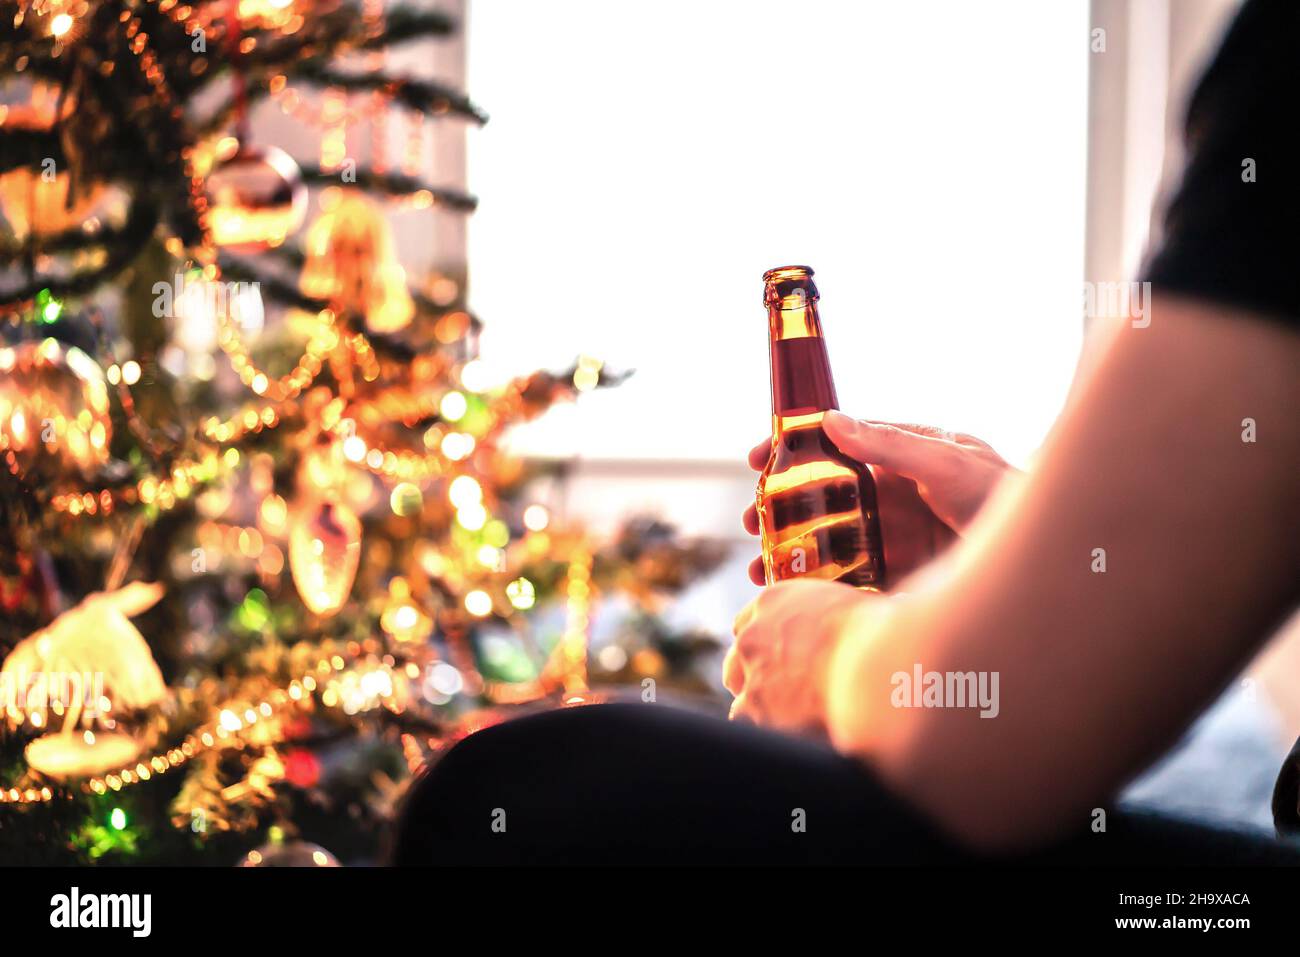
[0,0,723,864]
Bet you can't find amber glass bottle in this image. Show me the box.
[756,266,887,589]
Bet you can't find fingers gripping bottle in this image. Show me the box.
[756,266,887,589]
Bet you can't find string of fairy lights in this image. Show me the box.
[0,553,595,804]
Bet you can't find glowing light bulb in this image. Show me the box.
[456,503,487,531]
[506,577,536,610]
[342,436,367,462]
[464,590,492,617]
[9,409,27,444]
[441,432,474,461]
[393,604,418,630]
[390,482,422,516]
[459,359,491,392]
[523,504,550,532]
[573,356,602,392]
[448,475,482,509]
[439,390,468,422]
[259,494,288,533]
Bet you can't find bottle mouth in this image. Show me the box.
[763,265,818,306]
[762,265,814,283]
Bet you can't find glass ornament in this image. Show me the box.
[205,142,308,253]
[288,499,362,617]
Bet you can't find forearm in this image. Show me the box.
[824,296,1300,849]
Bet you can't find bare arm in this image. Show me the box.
[824,294,1300,849]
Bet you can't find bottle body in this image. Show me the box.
[756,267,887,589]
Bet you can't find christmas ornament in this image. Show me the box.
[0,98,104,238]
[300,193,415,333]
[288,499,362,617]
[0,338,112,479]
[2,582,167,779]
[389,481,422,516]
[24,732,143,780]
[283,748,320,788]
[240,839,339,867]
[2,581,166,713]
[204,141,307,253]
[0,162,103,239]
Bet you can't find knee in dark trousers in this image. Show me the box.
[389,702,956,865]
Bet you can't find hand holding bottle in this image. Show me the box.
[743,411,1015,585]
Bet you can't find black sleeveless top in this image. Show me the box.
[1141,0,1300,327]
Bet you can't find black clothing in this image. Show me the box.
[1142,0,1300,325]
[392,703,1300,865]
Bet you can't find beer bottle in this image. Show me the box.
[756,265,887,589]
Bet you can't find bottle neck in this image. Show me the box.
[768,297,839,424]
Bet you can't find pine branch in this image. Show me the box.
[0,127,67,176]
[235,2,457,76]
[0,221,132,263]
[285,63,486,125]
[0,197,160,311]
[216,256,331,314]
[299,166,478,212]
[196,68,485,141]
[356,4,459,48]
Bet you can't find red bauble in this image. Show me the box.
[283,748,321,789]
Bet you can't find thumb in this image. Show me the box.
[822,410,955,482]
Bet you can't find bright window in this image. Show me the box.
[467,0,1089,469]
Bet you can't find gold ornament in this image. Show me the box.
[0,97,104,237]
[2,582,167,780]
[300,193,414,333]
[205,140,308,253]
[1,582,167,712]
[0,338,112,479]
[25,732,143,780]
[288,499,362,617]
